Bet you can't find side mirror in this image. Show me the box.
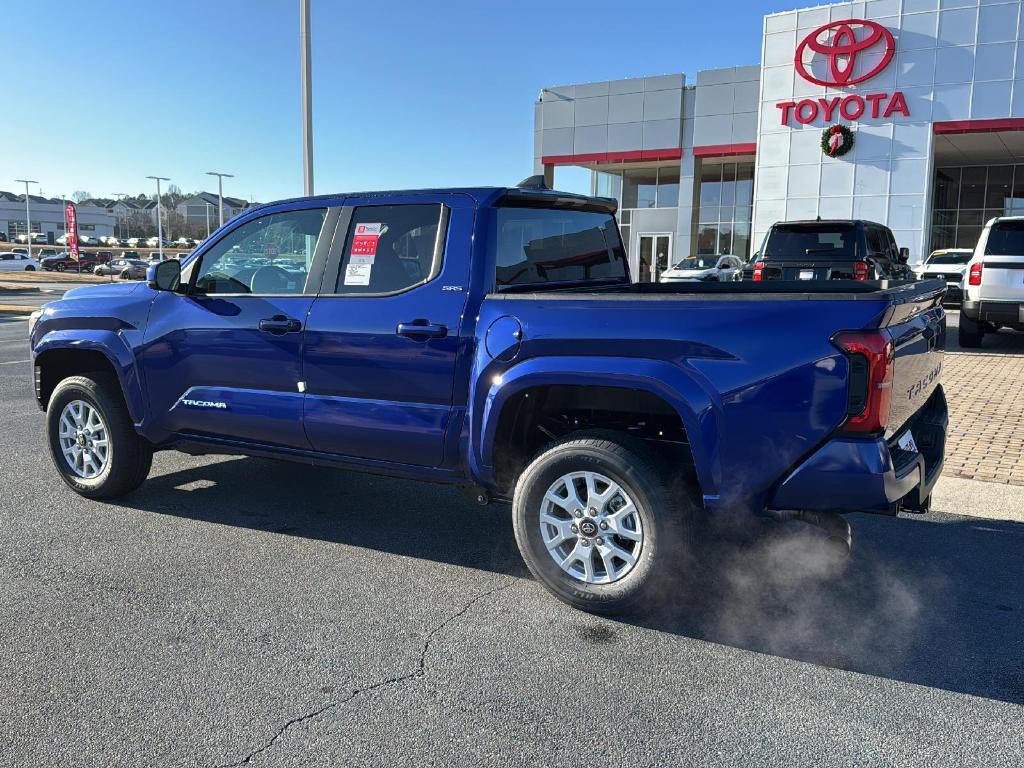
[898,247,910,263]
[148,259,181,291]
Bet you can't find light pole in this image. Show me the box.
[14,179,37,259]
[299,0,314,195]
[205,171,234,228]
[146,176,170,260]
[205,202,211,239]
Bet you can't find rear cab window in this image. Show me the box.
[985,220,1024,255]
[762,223,857,261]
[488,207,627,289]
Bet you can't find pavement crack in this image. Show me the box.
[214,579,514,767]
[215,702,336,768]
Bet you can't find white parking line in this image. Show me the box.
[0,359,29,365]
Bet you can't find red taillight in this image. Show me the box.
[968,262,982,286]
[853,261,869,281]
[752,261,765,281]
[833,330,894,435]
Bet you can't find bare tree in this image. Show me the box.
[71,191,93,203]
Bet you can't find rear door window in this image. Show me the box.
[985,220,1024,255]
[489,208,627,288]
[334,204,446,294]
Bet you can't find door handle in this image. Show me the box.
[259,315,302,335]
[397,320,447,340]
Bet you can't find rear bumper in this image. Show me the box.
[962,299,1024,324]
[769,387,947,515]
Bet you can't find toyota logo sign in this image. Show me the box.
[794,20,896,87]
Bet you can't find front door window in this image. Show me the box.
[636,234,672,282]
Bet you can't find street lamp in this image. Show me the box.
[205,202,211,239]
[299,0,314,195]
[146,176,170,260]
[14,179,38,259]
[205,171,234,228]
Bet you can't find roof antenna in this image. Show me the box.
[816,215,822,221]
[516,174,548,190]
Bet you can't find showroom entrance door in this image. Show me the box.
[635,233,672,282]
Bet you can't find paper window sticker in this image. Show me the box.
[343,262,373,286]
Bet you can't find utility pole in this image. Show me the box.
[146,176,170,260]
[299,0,314,195]
[205,171,234,228]
[14,179,37,259]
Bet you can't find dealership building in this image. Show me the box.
[533,0,1024,278]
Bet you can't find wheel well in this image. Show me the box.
[491,385,694,495]
[34,348,118,410]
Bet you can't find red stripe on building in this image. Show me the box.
[933,118,1024,134]
[692,143,758,158]
[542,148,683,165]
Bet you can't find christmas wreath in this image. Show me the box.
[821,124,854,157]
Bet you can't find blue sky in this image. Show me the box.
[4,0,823,202]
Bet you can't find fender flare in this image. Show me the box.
[33,330,146,424]
[470,355,722,503]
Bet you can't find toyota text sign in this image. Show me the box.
[776,19,908,126]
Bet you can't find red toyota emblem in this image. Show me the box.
[794,20,895,87]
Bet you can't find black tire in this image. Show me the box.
[512,434,694,615]
[958,312,984,348]
[46,373,153,500]
[24,265,35,271]
[55,263,65,272]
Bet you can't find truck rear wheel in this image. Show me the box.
[958,312,984,348]
[46,373,152,500]
[512,435,691,614]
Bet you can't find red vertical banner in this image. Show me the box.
[65,202,79,260]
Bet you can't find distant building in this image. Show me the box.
[0,193,115,243]
[176,192,251,230]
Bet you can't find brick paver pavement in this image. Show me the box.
[940,312,1024,486]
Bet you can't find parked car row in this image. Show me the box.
[658,215,1022,349]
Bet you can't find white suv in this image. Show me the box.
[960,217,1024,347]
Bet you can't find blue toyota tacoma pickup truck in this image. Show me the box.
[28,180,947,613]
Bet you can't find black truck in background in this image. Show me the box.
[750,220,914,282]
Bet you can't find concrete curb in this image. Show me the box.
[931,475,1024,523]
[0,305,35,315]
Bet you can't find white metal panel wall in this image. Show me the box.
[754,0,1024,262]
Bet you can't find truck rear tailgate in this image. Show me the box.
[883,286,946,438]
[764,259,861,281]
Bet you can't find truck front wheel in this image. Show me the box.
[512,435,691,614]
[46,373,153,500]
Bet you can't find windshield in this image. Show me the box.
[762,224,856,261]
[985,220,1024,256]
[490,207,627,288]
[927,252,971,265]
[671,257,715,270]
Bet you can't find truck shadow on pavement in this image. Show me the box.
[125,455,1024,706]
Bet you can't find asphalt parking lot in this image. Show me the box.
[1,315,1023,767]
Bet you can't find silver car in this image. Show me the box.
[659,254,744,282]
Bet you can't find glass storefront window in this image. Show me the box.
[595,171,622,201]
[933,168,960,209]
[960,167,987,209]
[695,159,755,258]
[657,167,679,208]
[700,164,722,206]
[623,168,658,209]
[986,166,1013,209]
[931,164,1024,251]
